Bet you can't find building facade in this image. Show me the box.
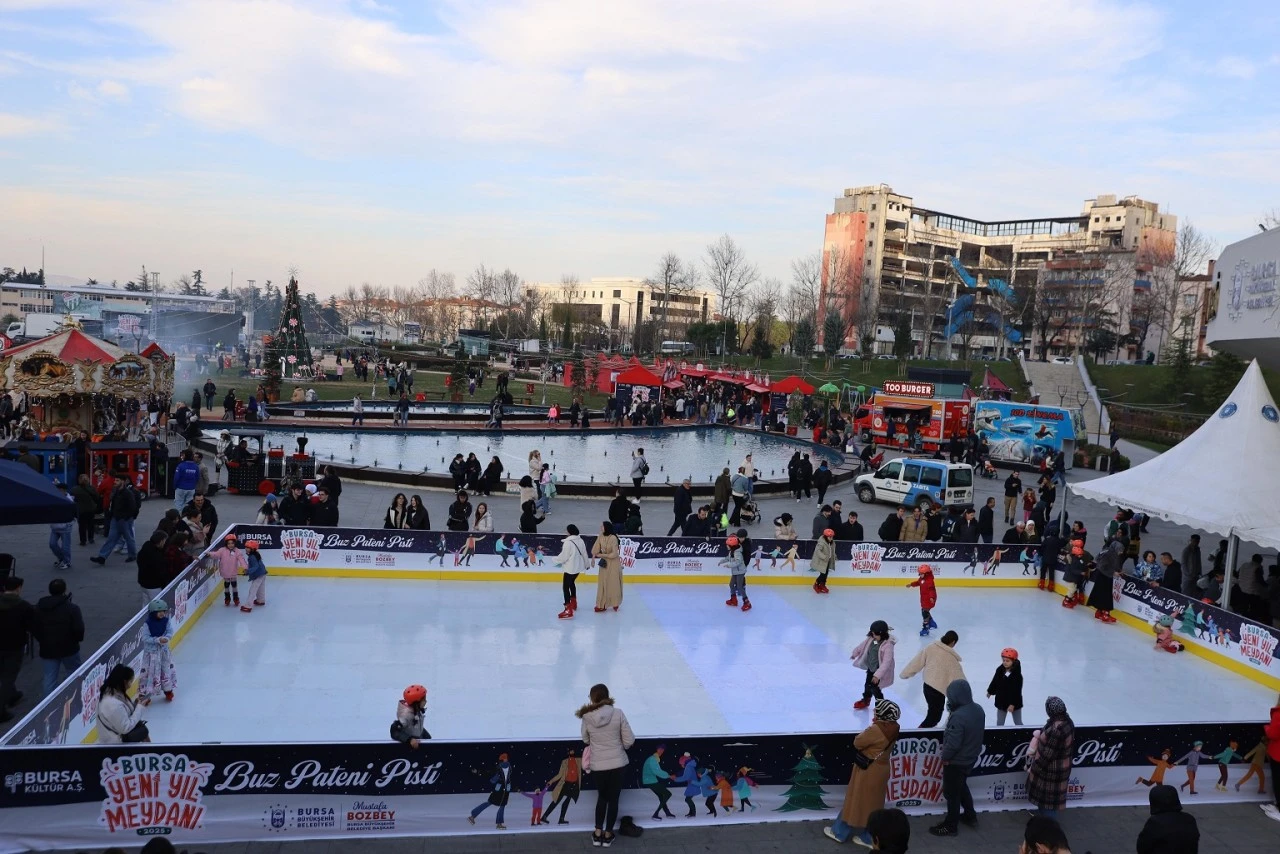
[523,277,717,344]
[820,184,1177,357]
[1,281,234,320]
[1205,228,1280,367]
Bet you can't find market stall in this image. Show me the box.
[613,364,664,411]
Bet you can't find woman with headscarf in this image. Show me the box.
[824,699,902,846]
[591,521,623,612]
[1026,697,1076,819]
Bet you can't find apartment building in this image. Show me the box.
[820,184,1177,356]
[1,281,234,319]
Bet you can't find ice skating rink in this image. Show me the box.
[143,578,1275,743]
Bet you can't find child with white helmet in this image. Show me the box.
[138,599,177,705]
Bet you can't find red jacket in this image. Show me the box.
[1266,706,1280,762]
[909,573,937,610]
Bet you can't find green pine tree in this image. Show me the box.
[263,276,315,400]
[775,745,830,812]
[570,348,587,402]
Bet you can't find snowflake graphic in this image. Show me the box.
[288,318,299,327]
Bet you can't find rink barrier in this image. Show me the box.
[0,722,1269,852]
[3,529,1278,750]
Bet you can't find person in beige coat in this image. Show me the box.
[811,527,837,594]
[900,506,928,542]
[577,683,636,846]
[591,521,623,612]
[825,699,902,845]
[899,630,965,728]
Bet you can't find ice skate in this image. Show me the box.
[233,593,240,606]
[726,596,738,607]
[927,617,938,629]
[853,699,870,710]
[164,691,174,702]
[254,600,266,606]
[558,607,573,619]
[919,627,930,636]
[1062,597,1076,609]
[812,583,822,594]
[240,605,252,613]
[1037,579,1045,590]
[741,599,752,612]
[594,606,606,612]
[223,593,231,607]
[569,597,578,613]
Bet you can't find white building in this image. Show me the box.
[523,277,718,338]
[1205,227,1280,366]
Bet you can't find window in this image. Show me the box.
[903,462,922,483]
[613,290,621,298]
[880,460,902,479]
[866,259,872,266]
[1093,217,1099,223]
[919,466,943,487]
[871,203,877,211]
[869,221,875,229]
[868,240,874,247]
[1182,294,1197,307]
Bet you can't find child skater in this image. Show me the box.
[733,767,758,812]
[1153,614,1184,653]
[138,598,176,704]
[240,540,267,612]
[210,534,248,607]
[906,564,937,637]
[719,535,751,612]
[985,648,1023,725]
[390,684,430,747]
[521,787,546,825]
[714,771,735,813]
[1060,542,1086,609]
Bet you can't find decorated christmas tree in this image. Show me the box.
[264,276,315,399]
[570,348,587,402]
[448,344,468,402]
[775,745,830,812]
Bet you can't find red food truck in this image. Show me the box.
[852,380,972,452]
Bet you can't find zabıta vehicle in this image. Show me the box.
[854,458,974,510]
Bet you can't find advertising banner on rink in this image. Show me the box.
[0,723,1267,852]
[0,546,227,748]
[1112,574,1280,688]
[232,525,1045,584]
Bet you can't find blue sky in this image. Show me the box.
[1,0,1278,297]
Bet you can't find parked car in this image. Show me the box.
[1050,355,1075,365]
[854,459,974,510]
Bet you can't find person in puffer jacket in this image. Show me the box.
[1136,784,1199,854]
[390,684,430,747]
[576,683,635,846]
[209,534,248,608]
[929,679,985,837]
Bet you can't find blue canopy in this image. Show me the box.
[0,459,76,525]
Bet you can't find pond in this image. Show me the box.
[270,400,547,416]
[206,426,843,484]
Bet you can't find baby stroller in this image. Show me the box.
[978,458,999,479]
[739,499,761,525]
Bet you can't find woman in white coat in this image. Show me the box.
[97,664,149,744]
[554,524,589,620]
[577,683,635,847]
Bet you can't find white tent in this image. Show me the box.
[1070,360,1280,537]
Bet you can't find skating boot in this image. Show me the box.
[569,596,578,613]
[163,691,174,702]
[223,592,231,607]
[1047,581,1056,594]
[852,699,871,710]
[741,599,751,612]
[240,604,252,613]
[558,606,573,619]
[233,592,240,606]
[1062,596,1076,609]
[1037,579,1045,590]
[1102,611,1117,623]
[819,584,830,594]
[927,616,938,629]
[812,583,822,594]
[726,595,738,607]
[919,627,931,636]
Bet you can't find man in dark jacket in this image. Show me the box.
[608,488,631,528]
[1136,784,1199,854]
[89,480,139,566]
[797,453,814,499]
[812,505,834,540]
[1180,534,1202,597]
[680,506,712,537]
[878,507,905,542]
[1157,553,1182,593]
[182,493,219,537]
[310,487,340,526]
[977,497,995,543]
[952,507,980,543]
[1002,522,1026,545]
[813,461,833,505]
[0,576,37,721]
[1002,471,1022,524]
[318,466,343,506]
[837,511,864,542]
[35,578,84,697]
[930,679,985,837]
[279,484,311,525]
[137,531,171,603]
[668,479,694,536]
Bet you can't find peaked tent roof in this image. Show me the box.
[2,328,127,363]
[140,342,169,360]
[983,367,1011,392]
[0,459,76,525]
[1070,360,1280,537]
[615,365,664,386]
[773,376,815,394]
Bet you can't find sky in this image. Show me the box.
[0,0,1278,298]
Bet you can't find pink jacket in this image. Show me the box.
[850,635,896,689]
[211,546,248,580]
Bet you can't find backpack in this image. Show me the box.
[639,458,650,476]
[545,475,558,498]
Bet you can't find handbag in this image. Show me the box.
[850,745,887,770]
[581,745,593,773]
[100,708,150,744]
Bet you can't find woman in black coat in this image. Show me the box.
[448,454,467,491]
[519,499,543,534]
[407,495,430,530]
[986,648,1024,726]
[446,491,472,531]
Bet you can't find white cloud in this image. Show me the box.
[0,111,59,137]
[97,79,129,99]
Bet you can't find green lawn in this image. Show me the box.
[1086,361,1280,415]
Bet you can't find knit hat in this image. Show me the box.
[1045,696,1068,718]
[874,699,901,722]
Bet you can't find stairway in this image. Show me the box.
[1019,356,1106,439]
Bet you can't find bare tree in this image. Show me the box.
[790,252,822,319]
[704,234,759,329]
[465,264,498,327]
[410,270,458,341]
[338,282,389,325]
[740,277,782,359]
[1263,209,1280,230]
[493,268,524,339]
[648,252,696,345]
[820,244,859,349]
[1139,222,1217,360]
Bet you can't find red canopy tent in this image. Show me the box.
[744,382,770,394]
[982,368,1013,400]
[710,373,748,384]
[615,365,664,387]
[772,376,814,394]
[680,366,712,378]
[662,379,685,390]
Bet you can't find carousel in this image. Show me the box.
[0,321,174,436]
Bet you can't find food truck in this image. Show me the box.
[852,380,972,452]
[972,400,1084,470]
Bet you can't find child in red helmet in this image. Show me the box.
[1060,541,1086,609]
[719,536,751,611]
[811,527,836,594]
[390,684,431,748]
[907,564,938,637]
[986,648,1024,725]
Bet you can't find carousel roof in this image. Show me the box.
[2,328,128,363]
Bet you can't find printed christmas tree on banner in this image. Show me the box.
[264,276,315,397]
[775,745,830,812]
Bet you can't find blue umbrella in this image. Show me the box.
[0,459,76,525]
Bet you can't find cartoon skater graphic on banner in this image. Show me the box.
[1136,748,1176,787]
[468,753,514,829]
[539,748,582,825]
